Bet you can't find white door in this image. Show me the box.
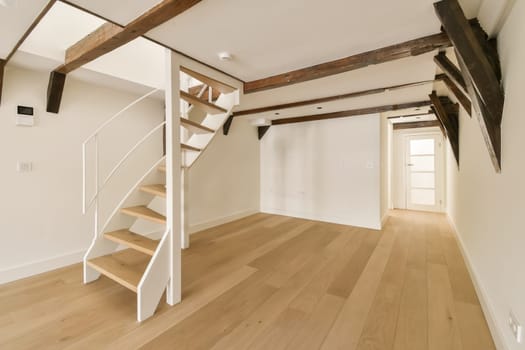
[405,134,444,212]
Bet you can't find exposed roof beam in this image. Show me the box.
[59,0,244,83]
[434,52,467,91]
[387,111,434,120]
[222,116,234,135]
[0,60,5,104]
[430,92,459,165]
[272,101,432,126]
[235,78,443,117]
[258,126,271,140]
[434,0,504,171]
[441,75,471,115]
[48,0,201,113]
[393,120,441,130]
[56,0,201,74]
[244,32,451,94]
[47,71,66,113]
[434,0,504,125]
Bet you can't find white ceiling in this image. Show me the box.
[67,0,484,81]
[1,0,493,122]
[0,0,50,59]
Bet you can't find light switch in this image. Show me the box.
[17,161,33,173]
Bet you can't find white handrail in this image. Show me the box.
[82,88,161,215]
[84,88,159,145]
[102,122,166,193]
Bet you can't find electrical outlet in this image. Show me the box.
[509,312,523,343]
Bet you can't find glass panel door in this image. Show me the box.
[405,134,443,211]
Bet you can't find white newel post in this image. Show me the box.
[165,49,182,306]
[182,168,190,249]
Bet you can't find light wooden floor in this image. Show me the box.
[0,210,495,350]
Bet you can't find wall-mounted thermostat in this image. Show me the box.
[16,105,35,127]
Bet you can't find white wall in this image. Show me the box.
[380,115,392,224]
[446,2,525,349]
[0,66,260,284]
[260,114,381,230]
[0,66,164,283]
[187,118,260,233]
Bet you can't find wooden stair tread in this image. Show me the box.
[105,230,159,256]
[181,66,236,94]
[180,91,227,115]
[180,118,214,134]
[181,143,201,152]
[121,206,166,224]
[140,184,166,198]
[87,250,149,292]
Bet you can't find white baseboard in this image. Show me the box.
[189,209,259,234]
[446,215,509,350]
[381,212,390,229]
[260,207,381,230]
[0,249,85,285]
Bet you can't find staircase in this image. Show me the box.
[82,63,239,321]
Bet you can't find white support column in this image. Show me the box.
[181,168,190,249]
[165,49,182,306]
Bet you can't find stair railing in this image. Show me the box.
[82,88,162,239]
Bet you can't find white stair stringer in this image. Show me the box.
[183,90,240,168]
[83,157,166,284]
[137,228,171,322]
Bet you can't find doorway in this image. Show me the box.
[393,130,445,212]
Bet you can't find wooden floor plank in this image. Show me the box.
[427,263,464,350]
[0,211,496,350]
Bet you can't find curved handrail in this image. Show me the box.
[84,121,166,213]
[84,88,160,145]
[82,87,161,215]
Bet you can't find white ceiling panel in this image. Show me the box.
[67,0,163,25]
[148,0,444,81]
[0,0,50,59]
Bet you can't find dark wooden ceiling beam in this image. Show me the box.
[46,71,66,113]
[222,115,234,135]
[57,0,201,74]
[258,126,271,140]
[244,32,451,94]
[434,52,467,91]
[457,51,501,171]
[48,0,201,113]
[235,78,443,117]
[0,60,5,105]
[393,120,441,130]
[271,101,431,126]
[434,0,504,171]
[441,75,471,115]
[430,92,459,165]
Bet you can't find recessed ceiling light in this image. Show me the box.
[416,117,422,120]
[218,52,233,61]
[415,108,421,111]
[275,112,280,115]
[317,106,323,110]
